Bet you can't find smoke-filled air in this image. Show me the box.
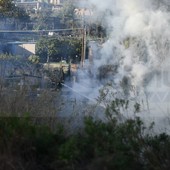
[73,0,170,127]
[3,1,170,169]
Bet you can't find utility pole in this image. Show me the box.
[81,26,86,67]
[46,47,50,71]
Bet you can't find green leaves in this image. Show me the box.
[0,0,29,20]
[0,112,170,170]
[36,37,82,63]
[28,55,40,64]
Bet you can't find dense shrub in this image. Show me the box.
[0,115,170,170]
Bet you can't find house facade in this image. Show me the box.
[6,42,36,57]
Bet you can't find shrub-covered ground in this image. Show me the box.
[0,55,170,170]
[0,115,170,170]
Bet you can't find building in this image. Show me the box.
[7,42,36,57]
[74,8,93,17]
[50,0,60,5]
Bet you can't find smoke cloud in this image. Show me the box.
[87,0,170,85]
[71,0,170,127]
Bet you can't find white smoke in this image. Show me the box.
[71,0,170,123]
[83,0,170,87]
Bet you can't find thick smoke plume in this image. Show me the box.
[71,0,170,125]
[86,0,170,87]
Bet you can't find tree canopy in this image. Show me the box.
[53,0,78,28]
[0,0,29,21]
[36,36,82,63]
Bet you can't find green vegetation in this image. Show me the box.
[1,2,169,170]
[36,37,82,63]
[57,0,77,29]
[1,113,170,170]
[32,9,54,30]
[28,54,40,64]
[0,83,169,170]
[0,0,29,21]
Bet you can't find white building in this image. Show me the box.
[50,0,60,5]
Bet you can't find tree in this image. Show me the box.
[56,0,77,28]
[0,0,29,21]
[36,37,82,63]
[28,55,40,64]
[35,38,49,63]
[32,9,54,30]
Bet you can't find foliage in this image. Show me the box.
[0,85,169,170]
[36,37,82,63]
[0,117,64,170]
[88,22,107,38]
[28,55,40,64]
[1,54,170,170]
[32,9,54,30]
[0,0,29,21]
[0,0,15,17]
[56,0,77,28]
[1,113,170,170]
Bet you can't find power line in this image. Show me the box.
[0,28,83,33]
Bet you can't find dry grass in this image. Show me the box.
[0,86,60,117]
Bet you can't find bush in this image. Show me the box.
[0,115,170,170]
